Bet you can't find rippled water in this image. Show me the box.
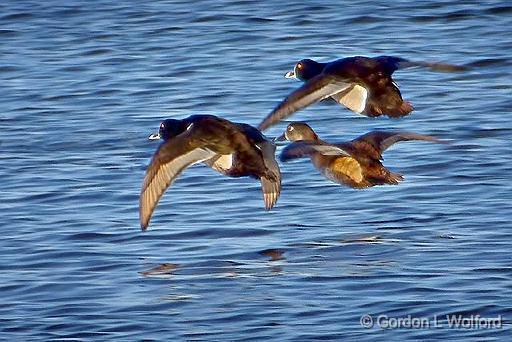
[1,0,512,340]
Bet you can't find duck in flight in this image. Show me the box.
[258,56,467,131]
[276,122,445,188]
[140,115,281,230]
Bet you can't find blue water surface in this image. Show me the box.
[1,1,511,340]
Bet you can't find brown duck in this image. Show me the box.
[140,115,281,230]
[258,56,466,131]
[277,122,445,188]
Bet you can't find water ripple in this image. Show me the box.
[1,0,511,340]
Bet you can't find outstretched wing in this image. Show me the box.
[140,133,216,230]
[351,130,445,160]
[258,141,281,210]
[374,55,468,73]
[280,141,351,162]
[257,74,351,131]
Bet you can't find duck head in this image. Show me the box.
[276,122,319,142]
[148,119,187,141]
[284,59,325,81]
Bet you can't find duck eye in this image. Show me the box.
[297,63,303,69]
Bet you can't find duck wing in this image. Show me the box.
[258,141,281,210]
[375,56,468,73]
[280,141,351,162]
[139,129,217,230]
[351,130,445,161]
[257,74,351,131]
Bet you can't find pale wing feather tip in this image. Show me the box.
[139,148,215,230]
[261,177,280,210]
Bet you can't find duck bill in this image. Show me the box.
[273,133,287,142]
[148,132,161,140]
[284,70,296,79]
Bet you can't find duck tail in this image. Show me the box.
[387,172,404,185]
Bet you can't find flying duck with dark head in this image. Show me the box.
[140,115,281,230]
[277,122,445,189]
[258,56,467,131]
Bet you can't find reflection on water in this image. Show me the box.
[260,248,285,261]
[141,263,179,277]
